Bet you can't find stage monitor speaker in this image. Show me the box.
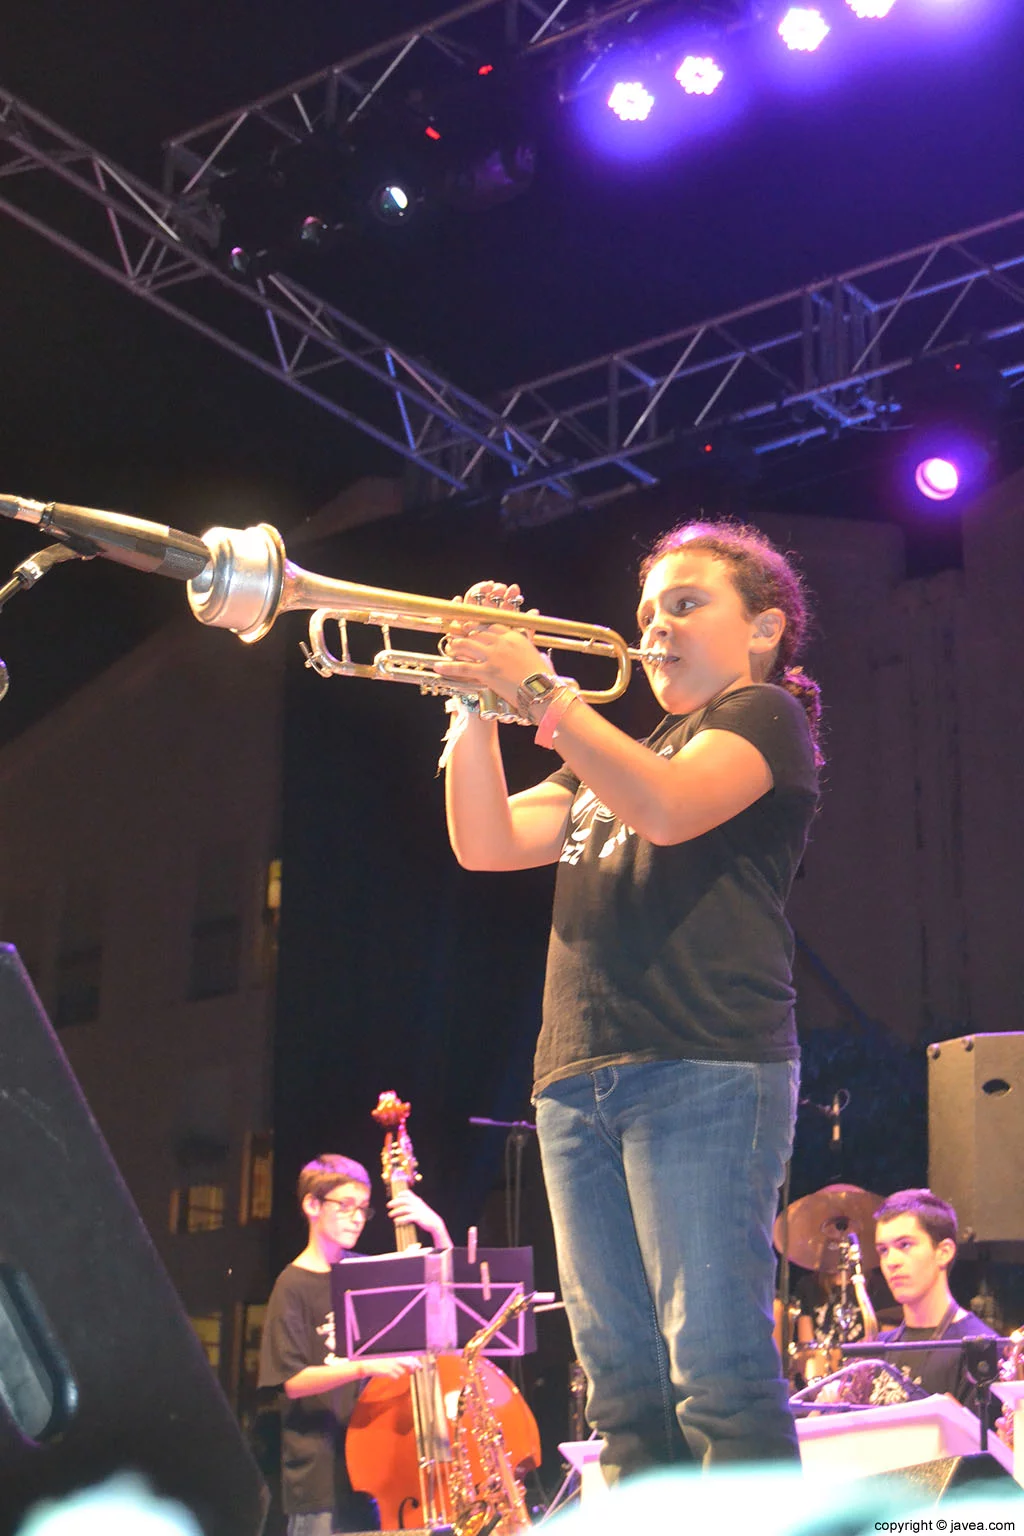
[864,1451,1022,1503]
[927,1031,1024,1242]
[0,945,268,1536]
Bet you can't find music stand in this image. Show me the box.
[332,1250,457,1359]
[332,1246,535,1359]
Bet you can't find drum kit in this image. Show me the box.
[773,1183,894,1389]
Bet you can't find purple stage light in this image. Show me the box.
[675,56,725,96]
[914,457,960,501]
[778,7,830,51]
[846,0,897,15]
[607,81,655,122]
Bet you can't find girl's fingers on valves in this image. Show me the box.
[464,580,521,607]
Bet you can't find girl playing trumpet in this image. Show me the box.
[436,519,822,1479]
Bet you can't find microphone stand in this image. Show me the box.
[0,542,91,701]
[468,1117,537,1250]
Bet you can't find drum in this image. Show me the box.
[786,1343,842,1390]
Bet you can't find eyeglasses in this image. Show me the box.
[321,1197,374,1221]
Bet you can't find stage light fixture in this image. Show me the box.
[298,215,329,246]
[898,347,1010,507]
[607,81,656,122]
[370,183,414,224]
[675,56,725,96]
[227,245,271,278]
[778,8,831,50]
[846,0,897,15]
[914,456,960,501]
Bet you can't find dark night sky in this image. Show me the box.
[1,0,1023,734]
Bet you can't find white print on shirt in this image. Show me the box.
[317,1309,340,1364]
[559,741,677,865]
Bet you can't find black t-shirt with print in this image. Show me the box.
[257,1263,363,1516]
[877,1312,999,1417]
[534,684,819,1096]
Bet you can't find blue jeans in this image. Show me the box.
[536,1058,800,1480]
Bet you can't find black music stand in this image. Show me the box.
[332,1246,535,1359]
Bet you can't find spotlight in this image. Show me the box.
[298,215,329,246]
[899,347,1010,505]
[674,56,725,96]
[227,245,270,278]
[370,183,413,224]
[846,0,897,15]
[914,457,960,501]
[906,432,990,504]
[778,8,831,50]
[607,81,656,122]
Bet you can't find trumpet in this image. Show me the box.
[187,523,647,721]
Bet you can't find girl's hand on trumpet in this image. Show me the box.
[440,580,549,713]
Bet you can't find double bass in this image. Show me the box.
[345,1093,540,1533]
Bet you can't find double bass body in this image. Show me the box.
[344,1092,540,1531]
[346,1353,540,1531]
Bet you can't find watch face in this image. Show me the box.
[516,672,558,718]
[522,672,556,699]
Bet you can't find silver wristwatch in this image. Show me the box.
[516,671,562,719]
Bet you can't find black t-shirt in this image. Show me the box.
[877,1311,999,1416]
[534,684,819,1096]
[257,1263,363,1516]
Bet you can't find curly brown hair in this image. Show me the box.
[640,518,824,766]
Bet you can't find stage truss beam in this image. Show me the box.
[0,87,583,505]
[161,0,750,201]
[2,88,1024,526]
[493,209,1024,515]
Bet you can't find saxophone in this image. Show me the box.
[449,1292,534,1536]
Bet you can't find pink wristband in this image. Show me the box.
[535,685,581,750]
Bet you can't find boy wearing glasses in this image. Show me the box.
[258,1153,452,1536]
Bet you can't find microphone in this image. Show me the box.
[0,496,210,582]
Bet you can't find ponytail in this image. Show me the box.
[776,667,824,768]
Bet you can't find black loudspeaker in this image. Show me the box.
[0,945,268,1536]
[927,1031,1024,1242]
[865,1451,1023,1503]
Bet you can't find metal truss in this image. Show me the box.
[0,87,579,503]
[4,84,1024,527]
[162,0,748,201]
[493,209,1024,516]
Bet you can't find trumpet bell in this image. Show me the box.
[187,523,287,643]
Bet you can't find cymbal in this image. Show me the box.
[774,1183,883,1272]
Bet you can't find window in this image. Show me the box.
[239,1303,267,1396]
[171,1184,226,1234]
[188,843,243,1000]
[190,1312,223,1371]
[240,1131,273,1224]
[54,876,103,1029]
